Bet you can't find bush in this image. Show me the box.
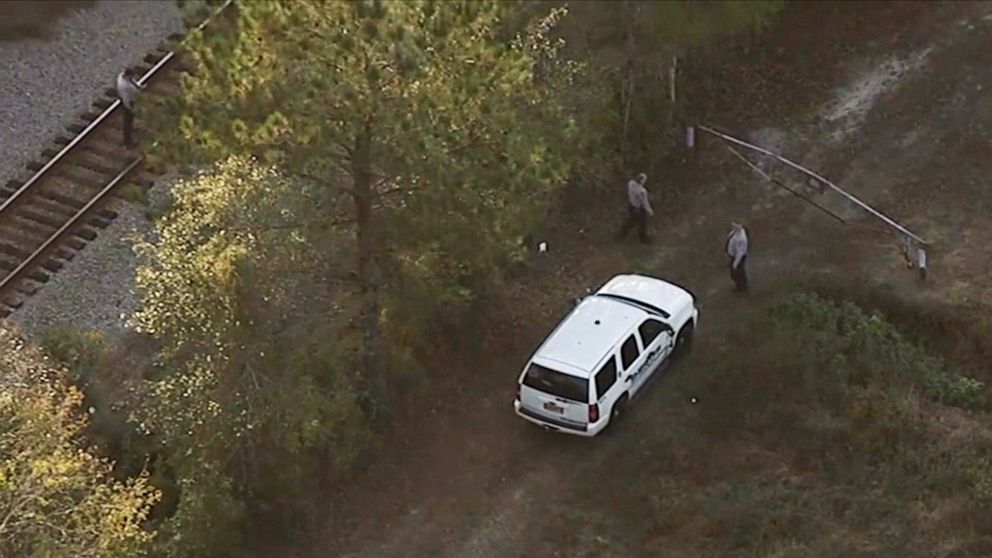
[664,293,992,556]
[770,293,987,411]
[119,183,150,206]
[968,454,992,508]
[0,326,159,556]
[128,156,371,555]
[40,326,106,385]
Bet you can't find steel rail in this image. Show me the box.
[0,157,143,293]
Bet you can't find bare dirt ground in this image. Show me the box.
[265,2,992,556]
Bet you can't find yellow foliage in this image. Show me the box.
[0,326,160,557]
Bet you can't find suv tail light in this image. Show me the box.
[588,403,599,423]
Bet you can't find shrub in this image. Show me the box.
[0,326,159,556]
[968,454,992,508]
[770,293,986,412]
[40,326,106,384]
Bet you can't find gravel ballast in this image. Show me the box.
[0,0,184,339]
[8,169,183,339]
[9,197,155,339]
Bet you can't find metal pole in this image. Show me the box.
[698,125,928,245]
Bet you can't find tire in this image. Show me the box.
[609,394,629,427]
[674,322,694,358]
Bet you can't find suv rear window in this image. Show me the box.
[523,363,589,403]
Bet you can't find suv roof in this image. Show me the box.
[533,296,645,376]
[596,274,692,317]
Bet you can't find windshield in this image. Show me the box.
[522,363,589,403]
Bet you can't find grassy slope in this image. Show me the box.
[551,293,992,557]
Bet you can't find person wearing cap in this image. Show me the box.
[618,172,654,244]
[726,222,749,292]
[115,68,145,148]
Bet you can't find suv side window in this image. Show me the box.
[594,356,617,400]
[620,335,640,370]
[639,319,667,346]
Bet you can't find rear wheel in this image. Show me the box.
[609,394,629,427]
[674,322,694,358]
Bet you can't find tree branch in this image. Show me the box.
[377,186,420,197]
[297,170,356,197]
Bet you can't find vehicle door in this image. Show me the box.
[636,318,674,382]
[593,354,623,414]
[618,333,650,396]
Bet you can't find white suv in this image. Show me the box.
[513,274,698,436]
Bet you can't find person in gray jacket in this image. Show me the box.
[618,172,654,244]
[726,222,749,292]
[115,69,145,148]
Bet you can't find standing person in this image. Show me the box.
[115,69,145,148]
[617,172,654,244]
[726,222,749,292]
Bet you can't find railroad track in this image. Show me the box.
[0,0,233,318]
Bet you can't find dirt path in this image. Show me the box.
[269,3,992,557]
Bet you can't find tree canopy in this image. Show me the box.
[129,156,368,557]
[151,0,581,401]
[0,327,159,557]
[556,0,784,169]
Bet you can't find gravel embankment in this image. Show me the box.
[0,0,184,339]
[9,172,179,339]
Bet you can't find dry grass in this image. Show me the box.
[542,293,992,557]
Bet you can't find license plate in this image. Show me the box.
[543,401,564,413]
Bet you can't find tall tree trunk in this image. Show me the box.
[620,67,633,170]
[351,120,390,423]
[620,1,637,171]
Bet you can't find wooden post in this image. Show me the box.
[670,55,677,105]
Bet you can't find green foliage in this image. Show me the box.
[129,157,368,557]
[770,293,987,411]
[0,326,159,557]
[969,454,992,508]
[556,0,784,172]
[645,1,784,50]
[654,295,992,556]
[151,0,581,354]
[40,326,106,385]
[119,183,150,206]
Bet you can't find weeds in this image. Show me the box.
[40,326,106,385]
[770,293,987,411]
[631,293,992,556]
[119,183,150,206]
